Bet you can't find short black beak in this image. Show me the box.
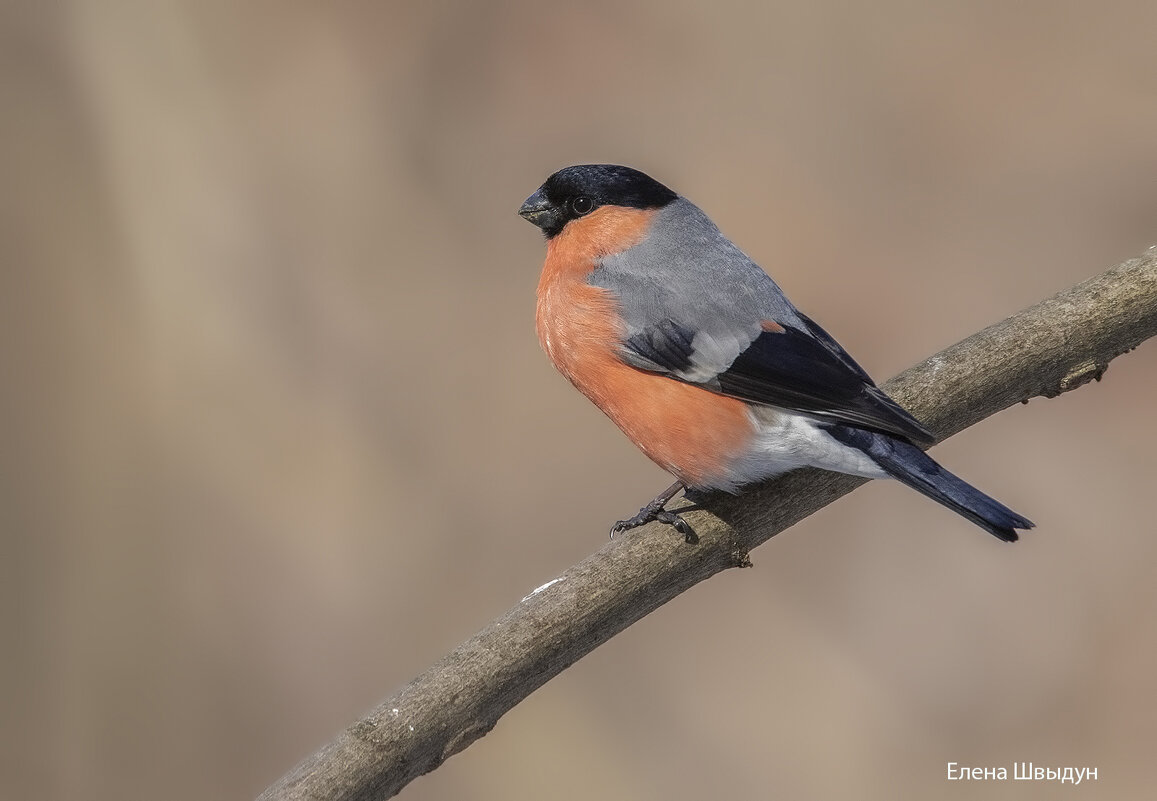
[518,188,558,232]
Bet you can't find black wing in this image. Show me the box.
[623,313,935,446]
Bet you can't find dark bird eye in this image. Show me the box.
[570,196,594,216]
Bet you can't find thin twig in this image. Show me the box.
[259,247,1157,801]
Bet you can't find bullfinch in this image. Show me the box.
[519,164,1033,542]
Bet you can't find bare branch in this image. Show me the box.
[259,248,1157,801]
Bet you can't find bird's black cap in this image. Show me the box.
[519,164,677,238]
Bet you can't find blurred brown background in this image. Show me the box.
[3,1,1156,799]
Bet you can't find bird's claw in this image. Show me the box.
[610,506,698,544]
[656,510,698,543]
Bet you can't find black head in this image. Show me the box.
[518,164,677,238]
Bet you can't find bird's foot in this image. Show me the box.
[610,482,698,543]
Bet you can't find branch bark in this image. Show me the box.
[259,247,1157,801]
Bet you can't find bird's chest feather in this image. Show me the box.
[534,211,653,400]
[535,260,623,401]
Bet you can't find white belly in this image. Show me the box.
[717,406,888,491]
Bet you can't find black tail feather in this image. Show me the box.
[828,426,1034,542]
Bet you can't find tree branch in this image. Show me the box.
[259,247,1157,801]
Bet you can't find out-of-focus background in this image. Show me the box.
[3,1,1156,799]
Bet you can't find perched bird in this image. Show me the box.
[519,164,1033,542]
